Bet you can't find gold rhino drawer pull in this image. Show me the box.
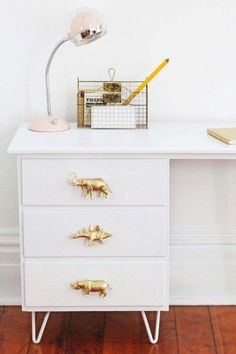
[71,280,111,298]
[70,225,112,246]
[70,173,112,199]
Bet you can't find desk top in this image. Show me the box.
[8,122,236,156]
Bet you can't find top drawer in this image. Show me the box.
[21,158,168,206]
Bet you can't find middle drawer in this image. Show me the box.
[23,207,167,257]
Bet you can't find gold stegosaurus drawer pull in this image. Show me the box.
[71,280,111,298]
[70,225,112,246]
[70,173,112,199]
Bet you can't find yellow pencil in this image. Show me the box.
[122,58,169,105]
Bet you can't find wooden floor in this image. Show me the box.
[0,306,236,353]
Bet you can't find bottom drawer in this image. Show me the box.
[24,260,167,308]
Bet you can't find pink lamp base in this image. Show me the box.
[29,116,71,132]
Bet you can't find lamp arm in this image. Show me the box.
[45,35,70,117]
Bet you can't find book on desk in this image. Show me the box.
[207,127,236,145]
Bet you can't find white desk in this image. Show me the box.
[8,122,236,157]
[8,122,236,344]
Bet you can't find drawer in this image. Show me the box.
[24,260,167,307]
[21,158,168,206]
[23,207,167,257]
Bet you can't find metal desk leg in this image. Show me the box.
[141,311,161,344]
[32,311,50,344]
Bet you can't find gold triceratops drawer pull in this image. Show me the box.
[69,172,112,199]
[71,280,111,298]
[70,225,112,246]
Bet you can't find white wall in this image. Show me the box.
[1,0,236,304]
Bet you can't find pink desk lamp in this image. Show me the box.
[29,8,107,132]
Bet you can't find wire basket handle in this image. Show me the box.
[108,67,116,81]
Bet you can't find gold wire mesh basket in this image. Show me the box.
[77,79,148,129]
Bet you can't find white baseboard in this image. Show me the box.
[170,296,236,305]
[0,228,21,305]
[0,264,21,305]
[1,227,236,306]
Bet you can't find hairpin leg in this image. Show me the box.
[141,311,161,344]
[32,311,50,344]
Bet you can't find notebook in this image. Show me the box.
[207,128,236,145]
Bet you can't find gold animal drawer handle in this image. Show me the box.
[69,172,112,199]
[71,280,111,298]
[70,225,112,246]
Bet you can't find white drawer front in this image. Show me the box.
[24,260,167,307]
[21,158,168,206]
[23,207,167,257]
